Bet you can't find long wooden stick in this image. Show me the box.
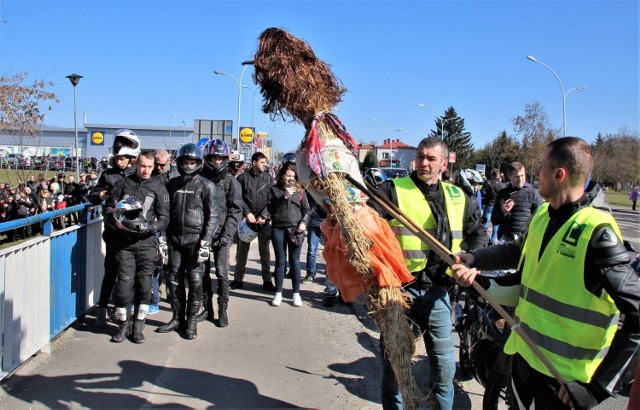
[346,175,567,385]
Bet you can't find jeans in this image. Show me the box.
[306,226,322,276]
[381,285,455,410]
[324,275,338,296]
[271,227,302,294]
[150,267,160,305]
[234,223,272,283]
[483,204,499,244]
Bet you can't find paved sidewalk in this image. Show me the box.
[0,241,629,409]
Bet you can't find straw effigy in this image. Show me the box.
[251,27,420,408]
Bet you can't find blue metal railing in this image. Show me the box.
[0,203,105,379]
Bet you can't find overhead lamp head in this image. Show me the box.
[66,74,83,87]
[526,55,537,62]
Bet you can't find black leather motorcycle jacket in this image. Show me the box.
[166,174,219,246]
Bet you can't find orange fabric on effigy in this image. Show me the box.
[321,205,414,302]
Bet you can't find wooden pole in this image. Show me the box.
[346,175,567,385]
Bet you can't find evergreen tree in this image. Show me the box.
[361,149,379,171]
[435,106,474,169]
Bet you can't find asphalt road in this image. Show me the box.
[0,208,636,409]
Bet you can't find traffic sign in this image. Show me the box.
[448,151,457,163]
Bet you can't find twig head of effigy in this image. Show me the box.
[252,27,346,129]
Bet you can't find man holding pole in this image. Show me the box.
[452,137,640,409]
[371,137,488,409]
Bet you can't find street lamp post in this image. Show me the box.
[564,86,586,135]
[214,61,254,152]
[182,121,187,145]
[527,55,573,137]
[169,114,175,155]
[66,74,83,179]
[242,85,260,155]
[373,118,402,168]
[417,103,448,138]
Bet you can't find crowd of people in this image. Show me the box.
[0,170,100,241]
[7,127,637,409]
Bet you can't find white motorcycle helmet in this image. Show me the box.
[237,218,259,243]
[113,129,141,157]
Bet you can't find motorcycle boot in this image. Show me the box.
[156,298,184,333]
[95,307,108,328]
[110,307,131,343]
[217,301,229,327]
[184,301,201,340]
[196,295,214,323]
[131,304,148,344]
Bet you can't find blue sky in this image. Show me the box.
[1,0,638,155]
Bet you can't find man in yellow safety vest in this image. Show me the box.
[452,137,639,409]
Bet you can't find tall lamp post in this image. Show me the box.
[564,86,586,135]
[214,60,254,152]
[66,74,83,179]
[169,114,175,155]
[373,118,402,168]
[242,85,260,155]
[417,103,449,138]
[527,55,579,138]
[182,121,187,145]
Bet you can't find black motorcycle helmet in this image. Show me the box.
[203,139,230,172]
[176,143,203,177]
[282,152,296,164]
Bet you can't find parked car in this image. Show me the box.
[1,153,23,168]
[381,167,408,179]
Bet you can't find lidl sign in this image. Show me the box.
[91,131,105,145]
[240,127,254,143]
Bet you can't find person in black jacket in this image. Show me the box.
[197,139,242,327]
[150,148,180,313]
[370,137,488,409]
[231,152,275,291]
[452,137,639,409]
[480,168,504,244]
[63,174,80,225]
[491,161,544,242]
[104,150,170,344]
[266,162,310,307]
[156,144,218,340]
[153,149,180,186]
[88,130,140,328]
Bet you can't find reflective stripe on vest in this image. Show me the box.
[505,204,621,382]
[388,178,465,272]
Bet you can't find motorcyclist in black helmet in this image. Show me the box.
[198,139,242,327]
[156,143,218,340]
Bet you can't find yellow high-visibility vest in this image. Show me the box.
[505,204,621,382]
[388,178,465,273]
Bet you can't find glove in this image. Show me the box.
[196,240,210,264]
[158,236,169,263]
[212,237,229,247]
[562,381,600,410]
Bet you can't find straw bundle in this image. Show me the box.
[252,27,420,409]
